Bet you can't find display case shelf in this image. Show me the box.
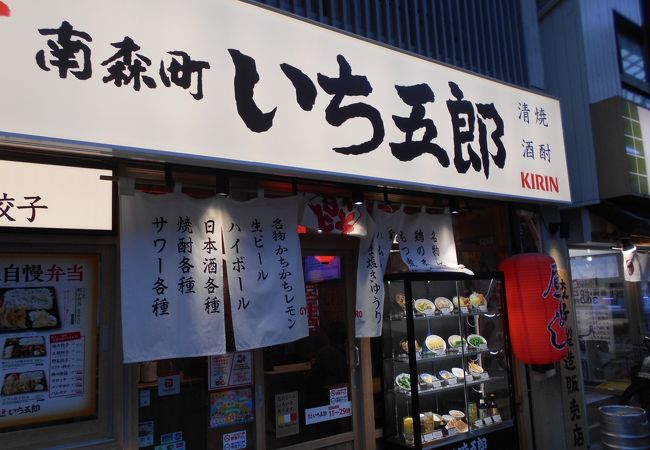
[382,272,518,450]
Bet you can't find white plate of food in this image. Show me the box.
[434,297,453,314]
[425,334,446,353]
[414,298,435,315]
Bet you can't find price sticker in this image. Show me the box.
[460,306,469,314]
[492,414,502,423]
[447,378,457,385]
[483,416,494,425]
[432,380,442,389]
[474,420,484,428]
[431,430,444,440]
[447,427,458,436]
[422,433,434,443]
[480,372,490,380]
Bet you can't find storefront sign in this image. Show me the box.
[275,391,299,438]
[355,206,403,337]
[558,269,588,450]
[0,160,112,230]
[209,388,254,429]
[158,374,181,397]
[0,253,98,430]
[120,191,226,363]
[208,351,252,391]
[0,0,569,203]
[223,430,247,450]
[221,196,308,350]
[398,211,462,272]
[305,401,352,425]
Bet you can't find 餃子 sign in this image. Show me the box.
[0,0,568,203]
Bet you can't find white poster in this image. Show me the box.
[220,196,307,350]
[398,210,462,272]
[0,0,569,203]
[0,253,98,430]
[355,206,404,337]
[120,191,226,363]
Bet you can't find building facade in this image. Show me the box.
[0,1,587,449]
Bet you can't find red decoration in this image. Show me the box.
[0,2,10,17]
[499,253,568,365]
[314,255,336,264]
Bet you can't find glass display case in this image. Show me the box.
[382,272,517,450]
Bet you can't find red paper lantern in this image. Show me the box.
[499,253,568,365]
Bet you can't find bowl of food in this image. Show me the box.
[414,298,435,316]
[451,367,467,380]
[468,361,484,379]
[469,292,487,309]
[438,370,454,383]
[395,373,411,391]
[434,297,453,314]
[467,334,487,349]
[425,334,446,354]
[419,373,437,387]
[449,409,465,419]
[452,295,471,309]
[448,335,466,352]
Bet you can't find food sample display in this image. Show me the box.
[0,287,59,331]
[382,272,516,449]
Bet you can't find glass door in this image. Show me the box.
[261,235,359,449]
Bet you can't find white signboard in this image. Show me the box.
[223,430,247,450]
[0,160,112,230]
[398,211,461,272]
[120,191,226,363]
[220,196,308,350]
[208,351,253,390]
[355,207,403,337]
[0,0,569,203]
[305,401,352,425]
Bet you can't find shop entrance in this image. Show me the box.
[261,234,361,450]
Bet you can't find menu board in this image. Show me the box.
[0,253,98,430]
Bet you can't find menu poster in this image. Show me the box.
[398,210,464,272]
[209,388,254,429]
[220,196,308,350]
[208,351,252,391]
[120,191,226,363]
[0,253,98,430]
